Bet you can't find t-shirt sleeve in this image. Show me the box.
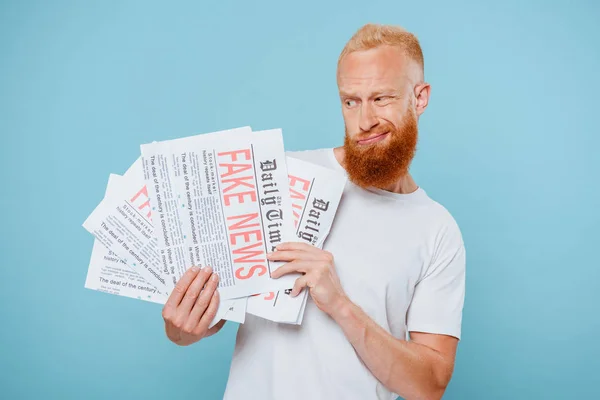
[406,225,466,340]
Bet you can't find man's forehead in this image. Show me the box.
[337,76,400,96]
[337,46,409,86]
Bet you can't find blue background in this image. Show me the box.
[1,0,598,399]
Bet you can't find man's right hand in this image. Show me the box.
[162,266,224,346]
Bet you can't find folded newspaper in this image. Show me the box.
[82,126,347,326]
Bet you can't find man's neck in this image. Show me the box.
[333,146,419,195]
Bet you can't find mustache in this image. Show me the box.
[342,112,418,189]
[354,125,392,141]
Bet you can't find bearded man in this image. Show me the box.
[161,23,466,400]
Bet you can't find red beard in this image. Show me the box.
[343,111,418,189]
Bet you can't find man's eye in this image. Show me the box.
[345,99,357,107]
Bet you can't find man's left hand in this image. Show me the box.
[268,242,349,316]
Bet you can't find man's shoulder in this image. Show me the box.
[422,197,465,251]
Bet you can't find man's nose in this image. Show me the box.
[359,103,379,132]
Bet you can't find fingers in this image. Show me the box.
[178,267,214,315]
[291,276,309,297]
[187,272,220,329]
[276,242,314,252]
[267,250,322,262]
[163,266,200,319]
[195,290,220,336]
[271,260,311,279]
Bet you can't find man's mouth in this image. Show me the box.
[356,131,389,145]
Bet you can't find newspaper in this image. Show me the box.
[139,127,299,301]
[246,156,347,323]
[83,159,169,296]
[86,239,169,304]
[84,174,168,304]
[82,160,245,326]
[82,126,347,328]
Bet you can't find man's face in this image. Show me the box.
[337,45,420,188]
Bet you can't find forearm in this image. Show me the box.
[331,298,452,400]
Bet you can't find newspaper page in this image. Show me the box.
[86,238,169,304]
[121,158,246,326]
[246,155,347,324]
[83,160,245,326]
[84,174,168,304]
[140,127,299,301]
[83,160,169,296]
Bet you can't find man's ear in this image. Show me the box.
[414,82,431,117]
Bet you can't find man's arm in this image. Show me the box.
[269,242,463,400]
[331,297,457,400]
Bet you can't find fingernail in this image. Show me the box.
[211,273,219,282]
[203,266,212,273]
[191,266,199,272]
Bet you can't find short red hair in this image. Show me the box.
[337,23,424,74]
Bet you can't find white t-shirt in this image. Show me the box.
[223,148,466,400]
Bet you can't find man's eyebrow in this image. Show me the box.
[339,89,398,98]
[370,88,398,96]
[339,90,358,98]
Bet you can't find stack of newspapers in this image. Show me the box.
[82,126,347,327]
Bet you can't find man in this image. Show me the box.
[161,23,466,400]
